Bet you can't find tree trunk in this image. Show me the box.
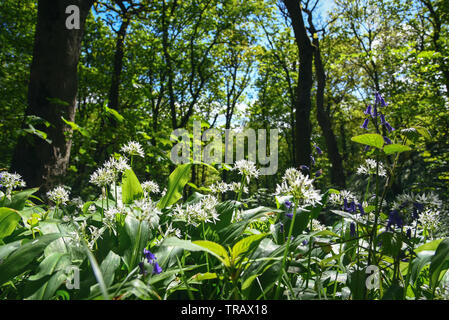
[305,11,346,187]
[282,0,314,168]
[11,0,94,192]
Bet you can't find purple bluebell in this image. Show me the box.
[284,200,292,209]
[357,203,365,216]
[315,145,323,155]
[350,222,356,237]
[386,210,403,231]
[143,248,156,264]
[344,199,356,214]
[372,104,378,118]
[406,228,412,239]
[279,222,284,233]
[412,202,424,220]
[315,169,323,178]
[361,118,370,130]
[384,121,395,133]
[302,240,309,246]
[310,155,315,165]
[364,105,372,116]
[286,212,293,219]
[138,262,147,275]
[364,145,371,152]
[380,114,386,125]
[299,165,309,171]
[383,136,392,145]
[375,92,388,107]
[153,262,163,275]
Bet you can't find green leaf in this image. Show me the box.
[61,116,89,137]
[0,188,39,210]
[123,216,150,272]
[0,233,62,285]
[0,207,21,239]
[192,272,217,281]
[415,239,443,253]
[100,251,121,288]
[104,105,125,122]
[430,238,449,290]
[157,163,192,209]
[83,243,110,300]
[351,133,384,149]
[193,240,231,267]
[231,234,267,264]
[383,144,412,155]
[121,169,144,205]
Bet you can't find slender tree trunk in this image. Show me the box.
[108,19,130,113]
[283,0,314,168]
[11,0,94,192]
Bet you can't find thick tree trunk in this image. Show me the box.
[11,0,94,192]
[282,0,314,168]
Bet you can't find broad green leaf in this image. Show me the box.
[0,233,62,285]
[430,238,449,290]
[0,188,39,211]
[123,216,150,272]
[383,144,412,155]
[121,169,143,205]
[100,251,121,288]
[193,240,230,267]
[157,163,192,209]
[83,242,110,300]
[242,274,260,291]
[415,239,443,253]
[192,272,217,281]
[351,133,384,149]
[0,207,21,239]
[231,234,267,263]
[104,105,124,122]
[61,116,89,137]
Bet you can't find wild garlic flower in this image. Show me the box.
[104,156,130,177]
[275,168,321,208]
[233,160,260,183]
[132,199,161,227]
[89,167,115,187]
[173,195,219,227]
[47,186,70,206]
[418,209,441,233]
[391,191,442,225]
[142,180,160,195]
[356,159,387,177]
[87,226,105,250]
[328,190,357,206]
[209,181,248,194]
[0,171,26,199]
[120,141,145,158]
[311,219,325,231]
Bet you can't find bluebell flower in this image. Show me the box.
[143,248,156,264]
[279,222,284,233]
[384,120,395,132]
[372,104,378,118]
[310,155,316,165]
[344,199,356,213]
[412,202,424,220]
[286,212,293,219]
[302,239,308,246]
[284,200,292,209]
[387,210,403,231]
[364,145,371,152]
[383,136,392,145]
[375,92,388,107]
[406,228,411,239]
[380,114,386,125]
[153,262,162,275]
[315,145,323,155]
[315,169,323,178]
[364,105,372,116]
[350,222,356,237]
[357,203,365,216]
[138,262,147,275]
[361,118,370,130]
[299,165,309,171]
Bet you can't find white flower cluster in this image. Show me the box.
[104,156,130,176]
[90,155,131,188]
[173,195,219,227]
[155,223,183,246]
[132,199,162,227]
[275,168,321,208]
[328,190,358,206]
[0,171,26,199]
[120,141,145,158]
[356,159,387,177]
[233,160,260,183]
[392,192,442,210]
[311,219,325,231]
[209,181,248,194]
[47,186,70,205]
[418,209,441,232]
[142,180,160,196]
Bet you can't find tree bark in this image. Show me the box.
[282,0,314,168]
[11,0,94,191]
